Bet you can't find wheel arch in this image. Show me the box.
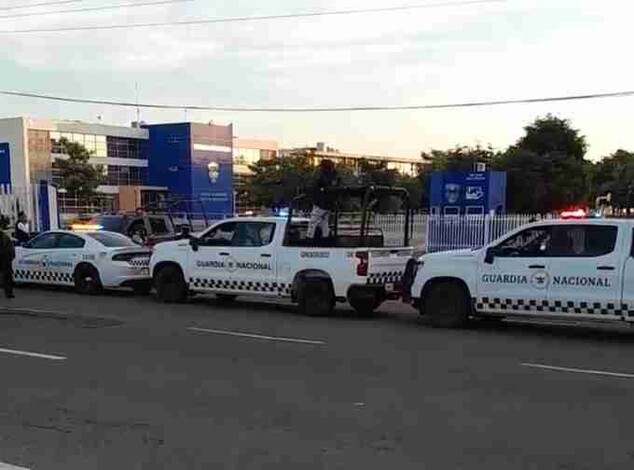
[419,276,472,315]
[291,269,334,301]
[73,261,101,280]
[152,260,184,281]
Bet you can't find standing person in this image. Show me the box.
[307,159,338,239]
[15,211,29,246]
[0,216,15,299]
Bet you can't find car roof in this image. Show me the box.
[529,218,634,228]
[219,216,310,224]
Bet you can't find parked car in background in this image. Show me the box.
[76,213,181,247]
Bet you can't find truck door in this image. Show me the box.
[187,221,237,291]
[229,221,278,296]
[547,224,623,319]
[476,225,552,314]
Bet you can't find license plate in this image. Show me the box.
[385,283,395,291]
[140,268,149,275]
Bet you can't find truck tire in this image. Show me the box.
[423,281,470,328]
[155,265,187,303]
[297,279,334,317]
[74,264,102,295]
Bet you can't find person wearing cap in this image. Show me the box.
[0,215,15,299]
[307,159,338,239]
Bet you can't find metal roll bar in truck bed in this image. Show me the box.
[286,185,412,248]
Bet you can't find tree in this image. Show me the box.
[516,114,587,161]
[422,145,498,172]
[53,138,103,197]
[592,149,634,209]
[496,115,590,212]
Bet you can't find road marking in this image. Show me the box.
[0,306,67,316]
[0,347,67,361]
[0,461,31,469]
[522,362,634,379]
[187,327,326,346]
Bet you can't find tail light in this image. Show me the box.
[112,252,150,262]
[355,251,369,276]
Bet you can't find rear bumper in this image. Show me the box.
[347,284,401,303]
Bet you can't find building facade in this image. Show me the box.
[233,138,278,213]
[0,117,234,224]
[280,142,424,177]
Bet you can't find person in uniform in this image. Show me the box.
[307,159,338,239]
[15,211,30,246]
[0,215,15,299]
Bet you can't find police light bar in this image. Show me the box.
[71,224,103,231]
[560,209,586,219]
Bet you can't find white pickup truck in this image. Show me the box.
[149,215,414,316]
[408,219,634,327]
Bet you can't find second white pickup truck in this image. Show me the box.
[150,215,413,316]
[408,218,634,327]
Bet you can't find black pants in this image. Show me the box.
[0,264,14,297]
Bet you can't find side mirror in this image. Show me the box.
[189,237,200,252]
[484,247,497,264]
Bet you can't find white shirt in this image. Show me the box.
[16,222,28,233]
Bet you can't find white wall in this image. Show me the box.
[0,117,32,219]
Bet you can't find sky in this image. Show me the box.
[0,0,633,161]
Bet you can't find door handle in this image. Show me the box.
[597,266,615,271]
[260,254,272,258]
[528,264,545,269]
[219,252,230,256]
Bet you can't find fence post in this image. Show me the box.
[483,213,491,245]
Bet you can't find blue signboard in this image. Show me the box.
[429,171,506,215]
[0,142,11,191]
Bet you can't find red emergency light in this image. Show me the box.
[560,208,586,219]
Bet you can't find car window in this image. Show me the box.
[497,226,552,257]
[549,225,617,257]
[57,233,86,249]
[89,216,123,232]
[234,222,276,247]
[87,232,137,247]
[128,220,147,238]
[149,217,169,235]
[200,222,237,246]
[25,233,58,249]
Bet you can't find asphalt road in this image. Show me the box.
[0,287,634,469]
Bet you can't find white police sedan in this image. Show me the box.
[14,230,152,294]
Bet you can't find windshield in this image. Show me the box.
[88,216,124,233]
[86,231,137,247]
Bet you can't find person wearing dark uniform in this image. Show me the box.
[307,159,338,239]
[0,216,15,299]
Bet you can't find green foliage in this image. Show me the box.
[53,137,103,196]
[245,156,424,212]
[423,145,498,172]
[591,149,634,209]
[515,114,587,161]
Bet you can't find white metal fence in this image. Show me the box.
[368,213,547,252]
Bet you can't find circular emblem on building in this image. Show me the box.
[207,161,220,184]
[530,270,550,290]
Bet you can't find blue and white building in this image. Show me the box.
[0,117,234,228]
